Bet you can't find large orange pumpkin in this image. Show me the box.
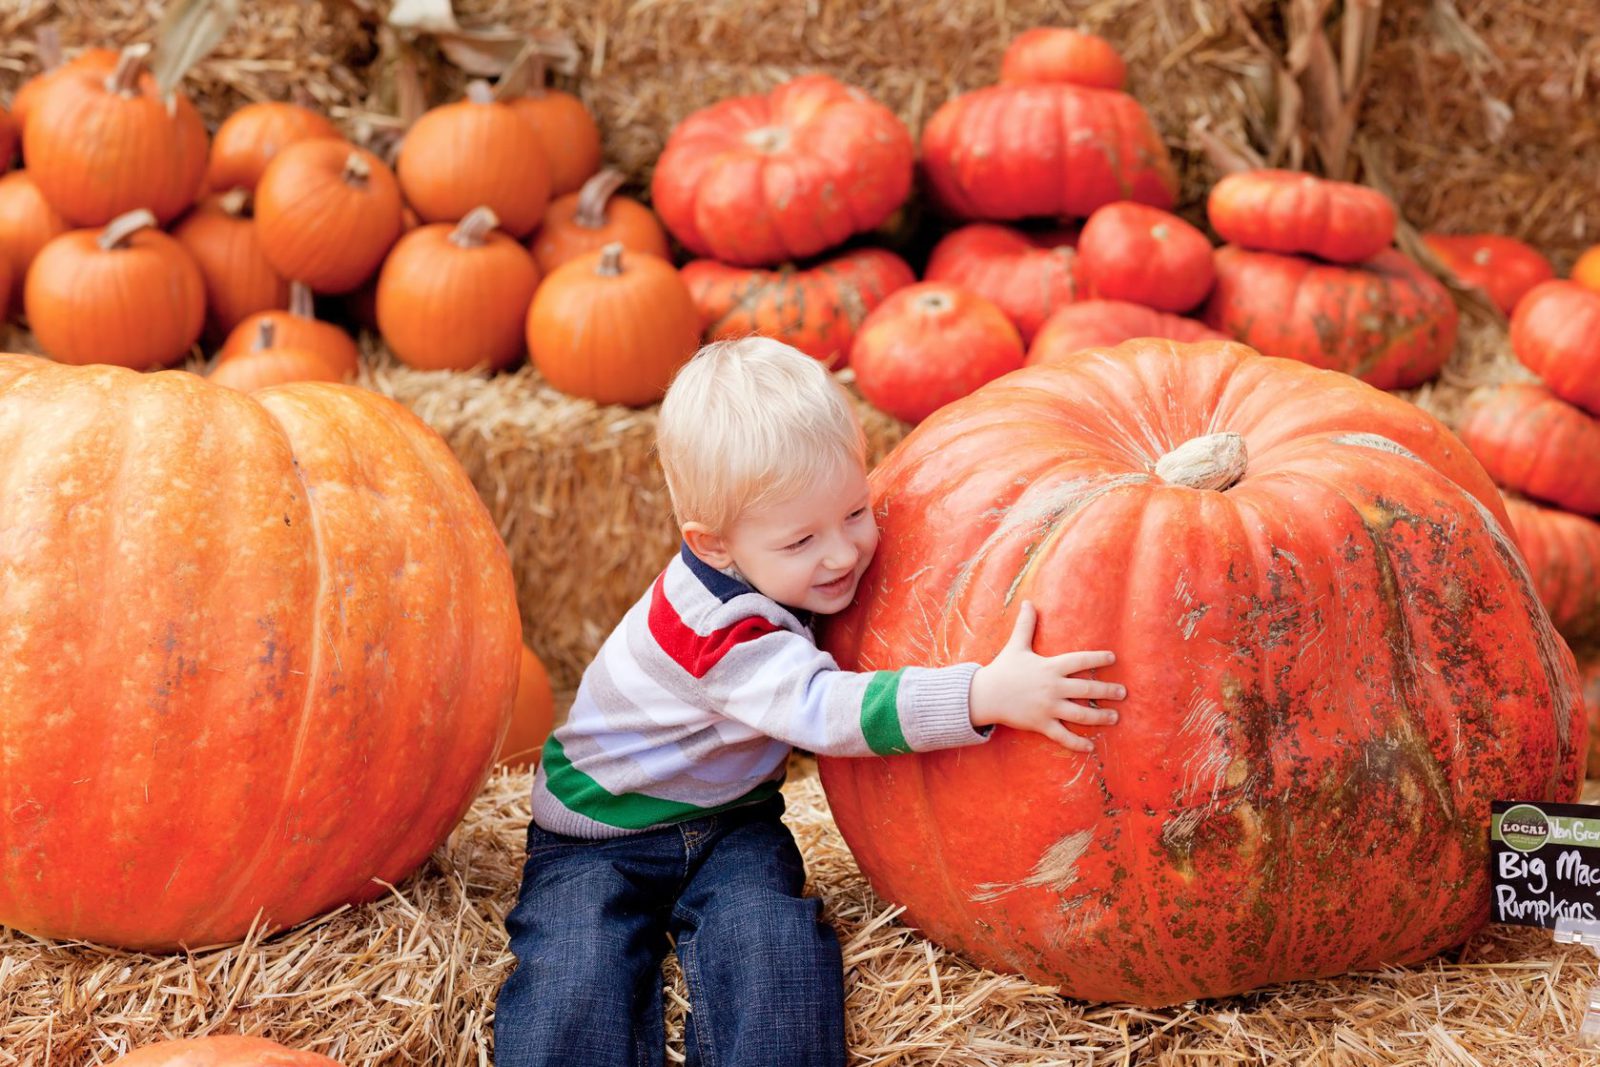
[651,74,914,266]
[0,356,521,950]
[254,140,403,294]
[1504,496,1600,645]
[818,340,1582,1006]
[499,645,556,770]
[173,189,291,341]
[110,1035,342,1066]
[1509,280,1600,416]
[0,171,69,313]
[1457,383,1600,515]
[922,224,1082,344]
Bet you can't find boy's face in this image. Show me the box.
[694,461,879,615]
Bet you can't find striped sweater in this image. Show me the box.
[530,544,990,838]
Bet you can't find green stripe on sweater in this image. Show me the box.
[541,735,783,829]
[860,669,911,755]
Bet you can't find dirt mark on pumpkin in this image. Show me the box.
[970,829,1094,904]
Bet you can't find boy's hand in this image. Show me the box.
[969,601,1125,752]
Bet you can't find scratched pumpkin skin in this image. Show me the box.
[818,341,1583,1006]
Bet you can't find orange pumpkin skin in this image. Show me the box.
[1027,300,1227,364]
[377,210,542,372]
[398,84,551,238]
[849,282,1025,424]
[211,347,347,392]
[1458,384,1600,515]
[254,141,403,294]
[999,27,1126,89]
[0,356,521,950]
[531,170,670,274]
[921,83,1176,221]
[174,192,291,341]
[1078,201,1215,312]
[0,171,70,313]
[10,47,119,135]
[1208,170,1395,264]
[25,212,205,369]
[1204,246,1457,390]
[682,248,915,369]
[206,102,342,194]
[1573,245,1600,295]
[499,645,556,770]
[508,88,603,199]
[111,1035,343,1067]
[652,74,914,266]
[1510,280,1600,416]
[923,224,1082,344]
[219,283,360,378]
[1505,497,1600,645]
[818,341,1582,1006]
[527,244,701,407]
[1422,233,1553,316]
[23,49,208,226]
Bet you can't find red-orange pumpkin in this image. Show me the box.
[25,209,205,369]
[499,645,556,770]
[206,101,341,194]
[210,319,349,393]
[0,355,521,949]
[682,248,915,369]
[23,46,208,226]
[377,207,542,372]
[818,340,1582,1005]
[218,282,360,378]
[1422,233,1553,316]
[254,141,403,294]
[1457,383,1600,515]
[999,27,1126,89]
[922,224,1082,344]
[173,189,291,341]
[0,171,70,314]
[1027,300,1227,364]
[1208,170,1395,264]
[651,74,914,266]
[531,169,670,274]
[1510,280,1600,416]
[1204,246,1457,389]
[849,282,1025,424]
[1504,496,1600,644]
[921,83,1176,221]
[111,1035,342,1067]
[1077,201,1214,312]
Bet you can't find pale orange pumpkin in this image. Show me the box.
[26,209,205,369]
[0,171,68,313]
[218,282,361,377]
[23,46,208,226]
[526,242,701,407]
[174,189,291,341]
[206,101,342,194]
[531,169,669,273]
[211,319,350,392]
[110,1035,342,1067]
[255,140,403,294]
[397,82,550,238]
[506,57,603,198]
[499,645,556,769]
[377,207,542,372]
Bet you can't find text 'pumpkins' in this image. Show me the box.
[818,341,1582,1006]
[0,356,522,950]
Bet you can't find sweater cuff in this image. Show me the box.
[902,663,988,751]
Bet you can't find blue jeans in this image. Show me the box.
[495,794,847,1067]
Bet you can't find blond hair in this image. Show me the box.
[657,338,867,534]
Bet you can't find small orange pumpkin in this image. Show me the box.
[531,169,669,274]
[23,45,208,226]
[207,101,342,194]
[0,170,69,314]
[174,189,290,341]
[398,82,550,238]
[110,1035,343,1067]
[498,645,556,769]
[526,242,700,407]
[377,207,542,372]
[505,56,603,198]
[26,209,204,368]
[210,319,348,393]
[255,140,403,294]
[218,281,360,376]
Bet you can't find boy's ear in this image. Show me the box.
[682,522,734,569]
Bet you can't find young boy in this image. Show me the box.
[495,338,1125,1067]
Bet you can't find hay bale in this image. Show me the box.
[3,758,1594,1065]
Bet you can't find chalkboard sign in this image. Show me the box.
[1491,800,1600,927]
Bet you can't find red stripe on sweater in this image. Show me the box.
[649,574,779,679]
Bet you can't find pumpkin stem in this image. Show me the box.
[466,80,495,105]
[597,242,626,277]
[743,125,791,153]
[97,208,158,251]
[342,151,371,187]
[289,281,316,319]
[218,187,251,218]
[254,319,277,352]
[913,290,954,315]
[574,170,627,229]
[104,43,153,97]
[450,207,501,248]
[1154,432,1248,492]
